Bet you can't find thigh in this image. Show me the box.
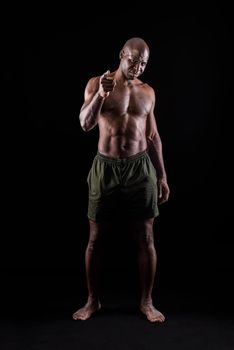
[88,220,113,240]
[122,155,159,220]
[87,158,121,222]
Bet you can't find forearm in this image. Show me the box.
[79,93,104,131]
[147,135,167,180]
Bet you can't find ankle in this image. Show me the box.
[88,295,99,304]
[140,296,152,305]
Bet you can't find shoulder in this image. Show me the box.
[143,83,155,96]
[140,82,156,105]
[85,76,100,94]
[87,76,100,88]
[136,80,155,95]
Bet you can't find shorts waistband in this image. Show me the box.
[96,150,148,164]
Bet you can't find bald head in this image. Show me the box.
[118,37,150,80]
[121,37,150,59]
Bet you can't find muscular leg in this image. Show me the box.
[131,218,165,323]
[73,220,107,321]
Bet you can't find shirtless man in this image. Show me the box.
[72,38,170,323]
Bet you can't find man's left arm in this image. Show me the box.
[146,91,170,204]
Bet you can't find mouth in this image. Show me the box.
[129,71,138,78]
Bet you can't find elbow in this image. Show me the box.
[147,130,160,143]
[80,122,89,132]
[147,131,161,152]
[79,112,97,132]
[80,119,94,132]
[147,132,156,145]
[79,114,89,132]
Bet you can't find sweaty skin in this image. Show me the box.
[73,38,169,323]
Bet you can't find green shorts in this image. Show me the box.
[87,150,159,222]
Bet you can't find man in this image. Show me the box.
[73,37,170,323]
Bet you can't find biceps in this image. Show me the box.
[84,78,99,101]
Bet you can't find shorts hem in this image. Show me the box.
[87,211,159,222]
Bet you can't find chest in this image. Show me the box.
[102,84,152,116]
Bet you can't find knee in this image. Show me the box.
[88,237,99,251]
[139,231,154,248]
[137,219,154,246]
[87,222,103,251]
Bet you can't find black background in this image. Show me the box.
[2,2,233,317]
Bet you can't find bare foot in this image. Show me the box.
[72,300,101,321]
[140,302,165,323]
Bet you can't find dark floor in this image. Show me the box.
[1,280,234,350]
[1,306,234,350]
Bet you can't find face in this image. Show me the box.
[120,48,149,80]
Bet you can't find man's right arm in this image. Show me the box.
[79,77,105,132]
[79,70,115,132]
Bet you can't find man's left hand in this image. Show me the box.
[158,179,170,204]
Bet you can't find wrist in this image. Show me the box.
[158,176,167,182]
[97,91,108,99]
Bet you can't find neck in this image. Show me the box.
[114,68,134,85]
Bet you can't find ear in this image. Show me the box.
[119,49,125,59]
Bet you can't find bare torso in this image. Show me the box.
[98,78,154,158]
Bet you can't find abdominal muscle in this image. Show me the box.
[97,113,148,158]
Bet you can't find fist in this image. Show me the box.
[98,70,116,98]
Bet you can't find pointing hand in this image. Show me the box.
[98,70,116,98]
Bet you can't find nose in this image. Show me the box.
[132,62,141,73]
